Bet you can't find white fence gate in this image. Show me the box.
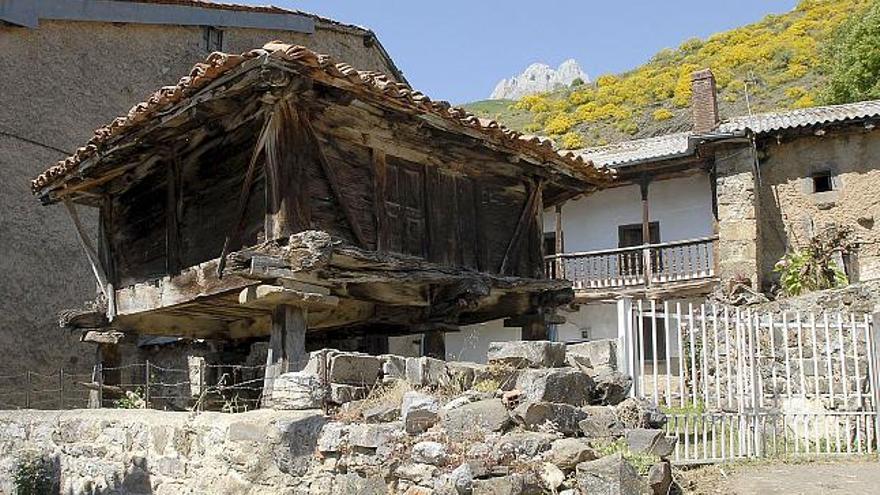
[617,298,879,464]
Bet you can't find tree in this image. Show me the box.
[823,0,880,104]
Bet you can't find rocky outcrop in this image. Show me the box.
[490,59,590,100]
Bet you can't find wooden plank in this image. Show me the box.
[371,148,389,252]
[300,113,369,248]
[165,152,182,275]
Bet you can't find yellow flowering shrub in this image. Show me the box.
[653,108,674,121]
[560,132,585,149]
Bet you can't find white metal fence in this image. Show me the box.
[617,298,879,463]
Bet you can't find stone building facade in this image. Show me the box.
[0,1,402,380]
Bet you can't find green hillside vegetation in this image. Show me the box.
[463,0,874,149]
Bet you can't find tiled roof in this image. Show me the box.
[32,42,611,194]
[577,99,880,168]
[718,99,880,135]
[578,132,693,167]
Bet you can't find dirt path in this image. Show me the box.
[680,459,880,494]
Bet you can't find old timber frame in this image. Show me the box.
[33,42,612,389]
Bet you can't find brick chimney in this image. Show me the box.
[691,69,719,133]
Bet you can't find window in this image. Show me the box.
[203,27,223,52]
[812,171,833,193]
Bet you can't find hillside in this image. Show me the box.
[462,0,872,149]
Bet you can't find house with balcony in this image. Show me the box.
[541,69,880,350]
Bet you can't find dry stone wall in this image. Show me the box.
[0,340,675,494]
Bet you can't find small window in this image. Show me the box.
[812,171,833,193]
[203,27,223,52]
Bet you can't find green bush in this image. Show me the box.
[823,0,880,103]
[13,451,58,495]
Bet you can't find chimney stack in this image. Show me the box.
[691,69,719,133]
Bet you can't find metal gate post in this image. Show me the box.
[617,296,637,397]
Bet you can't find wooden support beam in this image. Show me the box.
[499,179,543,275]
[218,111,274,277]
[300,113,369,248]
[64,199,110,297]
[554,204,564,279]
[238,284,338,309]
[265,102,312,240]
[263,305,307,406]
[640,179,652,288]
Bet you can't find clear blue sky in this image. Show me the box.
[258,1,800,104]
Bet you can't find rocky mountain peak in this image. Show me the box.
[490,59,590,100]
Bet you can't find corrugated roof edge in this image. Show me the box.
[31,42,612,195]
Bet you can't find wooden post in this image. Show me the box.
[423,331,446,360]
[372,148,389,252]
[25,371,31,409]
[640,180,652,288]
[521,318,549,341]
[58,369,65,409]
[144,360,151,408]
[64,199,110,297]
[554,204,564,279]
[617,296,635,396]
[262,305,308,407]
[97,362,104,408]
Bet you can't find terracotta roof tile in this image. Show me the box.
[32,42,611,194]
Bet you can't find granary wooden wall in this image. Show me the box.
[104,105,545,290]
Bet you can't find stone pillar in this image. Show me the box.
[263,305,307,406]
[715,146,762,290]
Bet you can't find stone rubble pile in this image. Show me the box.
[286,339,676,495]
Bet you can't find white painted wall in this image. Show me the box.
[444,319,521,363]
[544,173,714,252]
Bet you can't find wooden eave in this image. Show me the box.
[33,44,612,207]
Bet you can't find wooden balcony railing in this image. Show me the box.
[544,235,718,290]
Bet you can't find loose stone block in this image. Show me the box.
[443,398,510,440]
[329,384,369,405]
[567,339,618,370]
[547,438,598,470]
[579,406,625,440]
[328,352,382,385]
[402,391,440,435]
[487,341,566,368]
[625,428,676,458]
[406,356,450,387]
[576,453,649,495]
[514,368,594,406]
[511,401,588,435]
[411,441,448,465]
[271,372,322,410]
[348,422,403,449]
[380,354,408,381]
[591,368,632,405]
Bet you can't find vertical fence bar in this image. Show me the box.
[747,309,762,457]
[700,304,710,405]
[664,300,672,407]
[797,312,807,397]
[145,360,151,407]
[688,303,698,408]
[869,312,880,455]
[58,369,64,409]
[783,312,793,398]
[677,302,686,408]
[838,313,849,409]
[25,371,31,409]
[823,313,835,403]
[806,312,818,399]
[851,314,862,405]
[725,306,734,410]
[753,311,764,409]
[637,300,645,399]
[769,311,777,402]
[712,304,721,408]
[736,308,745,413]
[651,299,659,403]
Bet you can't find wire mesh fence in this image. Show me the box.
[0,361,268,413]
